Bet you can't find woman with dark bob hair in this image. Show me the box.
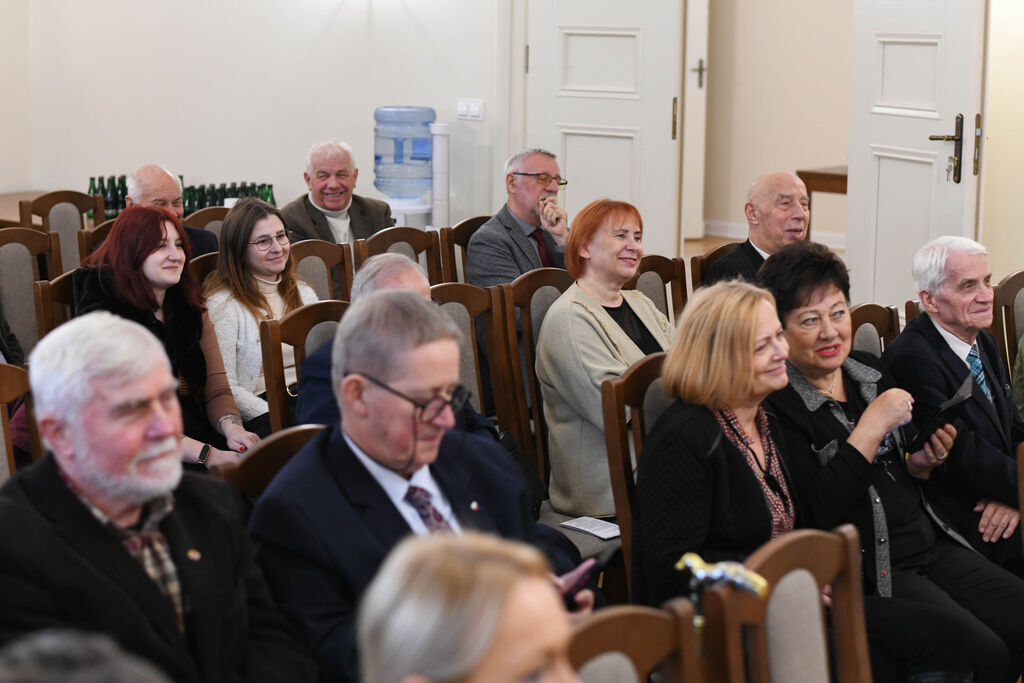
[535,199,672,518]
[760,240,1024,683]
[73,206,259,468]
[204,198,317,435]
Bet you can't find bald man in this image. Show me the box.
[125,165,218,256]
[704,171,809,285]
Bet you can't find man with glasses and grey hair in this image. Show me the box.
[883,235,1024,571]
[249,290,579,683]
[0,312,314,682]
[466,148,569,289]
[280,139,395,244]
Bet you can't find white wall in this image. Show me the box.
[19,0,503,222]
[0,0,32,191]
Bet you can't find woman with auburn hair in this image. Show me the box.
[632,280,793,606]
[358,533,579,683]
[73,206,259,468]
[536,199,672,518]
[204,197,317,435]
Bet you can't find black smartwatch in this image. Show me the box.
[197,444,212,466]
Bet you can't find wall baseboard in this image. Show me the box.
[702,221,846,252]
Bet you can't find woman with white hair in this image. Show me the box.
[358,533,580,683]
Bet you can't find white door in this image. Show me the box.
[846,0,986,306]
[524,0,707,258]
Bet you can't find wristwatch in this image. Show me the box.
[197,444,212,466]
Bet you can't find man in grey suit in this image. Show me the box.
[466,148,568,288]
[280,140,395,244]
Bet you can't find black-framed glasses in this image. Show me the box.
[512,172,568,189]
[351,372,470,423]
[249,230,292,251]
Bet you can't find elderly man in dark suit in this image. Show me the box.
[250,291,579,682]
[465,148,568,288]
[883,235,1024,569]
[280,139,395,244]
[0,312,315,682]
[703,170,809,286]
[125,165,218,257]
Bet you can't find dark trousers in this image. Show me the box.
[892,538,1024,683]
[864,596,971,682]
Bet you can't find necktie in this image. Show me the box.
[967,344,993,402]
[404,485,452,534]
[530,228,555,267]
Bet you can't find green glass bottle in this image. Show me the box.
[86,177,97,219]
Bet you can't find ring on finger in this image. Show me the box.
[936,452,947,461]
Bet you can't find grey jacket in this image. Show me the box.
[466,204,565,288]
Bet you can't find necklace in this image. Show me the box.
[819,371,839,399]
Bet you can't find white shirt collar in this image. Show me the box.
[747,238,771,261]
[342,429,460,536]
[929,315,974,367]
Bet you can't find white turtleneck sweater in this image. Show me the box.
[308,191,352,244]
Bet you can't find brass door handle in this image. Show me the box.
[929,114,964,183]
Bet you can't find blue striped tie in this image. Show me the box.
[967,344,993,402]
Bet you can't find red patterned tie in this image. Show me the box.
[404,485,453,534]
[530,228,555,267]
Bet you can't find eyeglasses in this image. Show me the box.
[351,372,470,423]
[512,172,568,189]
[249,230,292,251]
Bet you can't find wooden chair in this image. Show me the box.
[290,239,354,301]
[569,598,702,683]
[990,269,1024,380]
[702,525,871,683]
[33,270,76,339]
[849,302,901,357]
[356,227,445,284]
[495,267,574,480]
[189,251,218,288]
[904,299,921,323]
[430,282,506,416]
[689,241,741,291]
[183,206,230,242]
[600,352,670,600]
[19,191,104,274]
[209,423,325,498]
[260,300,349,432]
[0,363,43,483]
[76,218,115,264]
[439,215,489,282]
[623,255,687,321]
[0,228,63,354]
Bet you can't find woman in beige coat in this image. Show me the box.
[536,199,672,517]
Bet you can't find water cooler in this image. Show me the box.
[373,106,449,229]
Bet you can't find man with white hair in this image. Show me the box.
[125,164,218,256]
[280,139,395,244]
[466,148,568,289]
[0,312,315,682]
[883,236,1024,569]
[703,170,809,285]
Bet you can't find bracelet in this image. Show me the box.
[197,443,212,466]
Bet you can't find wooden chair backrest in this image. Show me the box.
[496,267,574,480]
[0,228,63,354]
[439,215,489,282]
[431,282,501,415]
[0,363,43,483]
[689,241,741,291]
[33,269,76,339]
[209,423,325,497]
[623,255,687,321]
[76,218,115,264]
[600,352,669,599]
[290,239,354,301]
[849,302,901,357]
[260,300,349,433]
[19,191,102,274]
[991,269,1024,380]
[569,598,702,683]
[183,206,230,242]
[357,227,445,284]
[189,251,219,288]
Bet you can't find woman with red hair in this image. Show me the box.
[73,206,259,468]
[535,199,672,518]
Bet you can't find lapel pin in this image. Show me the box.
[187,549,202,561]
[470,501,479,511]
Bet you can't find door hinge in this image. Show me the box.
[525,44,529,74]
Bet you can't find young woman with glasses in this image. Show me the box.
[205,197,318,436]
[72,206,259,469]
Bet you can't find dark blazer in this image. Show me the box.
[0,455,315,683]
[632,399,793,606]
[465,204,565,289]
[280,194,395,243]
[184,225,218,257]
[295,339,497,438]
[882,313,1024,563]
[248,425,564,682]
[703,239,765,286]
